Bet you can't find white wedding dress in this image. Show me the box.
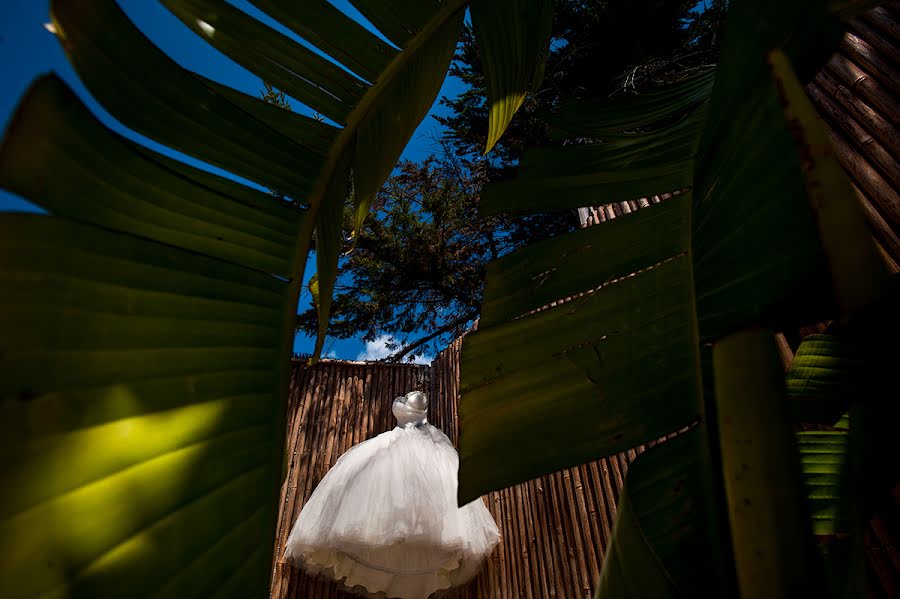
[282,391,500,599]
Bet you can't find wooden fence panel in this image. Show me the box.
[270,349,638,599]
[270,361,429,599]
[808,5,900,274]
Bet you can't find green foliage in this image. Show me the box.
[470,0,554,152]
[259,81,292,112]
[714,330,826,597]
[0,0,892,597]
[453,0,893,597]
[595,429,719,598]
[0,0,478,595]
[438,0,716,172]
[297,154,536,361]
[301,0,714,356]
[158,0,469,363]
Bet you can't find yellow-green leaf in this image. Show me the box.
[471,0,555,152]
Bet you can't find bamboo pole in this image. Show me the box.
[811,70,899,162]
[840,29,900,97]
[825,56,900,128]
[807,82,900,190]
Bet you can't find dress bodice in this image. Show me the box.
[392,391,428,427]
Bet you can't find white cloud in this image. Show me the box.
[356,335,432,365]
[408,354,433,365]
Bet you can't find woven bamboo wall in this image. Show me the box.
[270,360,430,599]
[808,4,900,273]
[269,349,643,599]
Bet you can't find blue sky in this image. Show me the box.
[0,0,465,362]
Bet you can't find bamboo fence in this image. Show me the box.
[808,3,900,274]
[270,360,430,599]
[269,347,646,599]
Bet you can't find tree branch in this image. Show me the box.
[385,311,478,363]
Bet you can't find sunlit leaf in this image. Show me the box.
[470,0,554,152]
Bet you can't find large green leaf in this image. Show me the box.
[50,0,330,200]
[458,195,703,503]
[766,48,889,314]
[479,194,691,326]
[470,0,554,152]
[548,68,716,139]
[162,0,366,124]
[351,11,464,239]
[459,71,714,502]
[594,429,719,598]
[480,110,704,215]
[247,0,396,84]
[310,156,349,363]
[797,429,849,536]
[349,0,451,49]
[787,334,860,423]
[0,215,288,598]
[49,0,468,359]
[690,1,846,340]
[459,3,888,596]
[713,330,826,598]
[1,1,483,596]
[460,0,857,502]
[156,0,465,356]
[594,424,852,599]
[787,318,899,597]
[0,75,302,277]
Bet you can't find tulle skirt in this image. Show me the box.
[282,423,500,599]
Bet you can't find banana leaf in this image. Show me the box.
[0,0,533,595]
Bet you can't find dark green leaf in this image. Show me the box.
[595,429,718,598]
[459,249,702,503]
[481,193,691,326]
[713,330,825,597]
[348,0,446,49]
[470,0,554,152]
[0,215,288,598]
[787,334,862,424]
[479,104,706,217]
[797,430,849,535]
[550,68,716,140]
[162,0,366,124]
[691,0,845,340]
[0,75,302,277]
[51,0,322,198]
[200,76,339,157]
[310,162,349,362]
[247,0,397,83]
[351,10,464,236]
[767,48,889,314]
